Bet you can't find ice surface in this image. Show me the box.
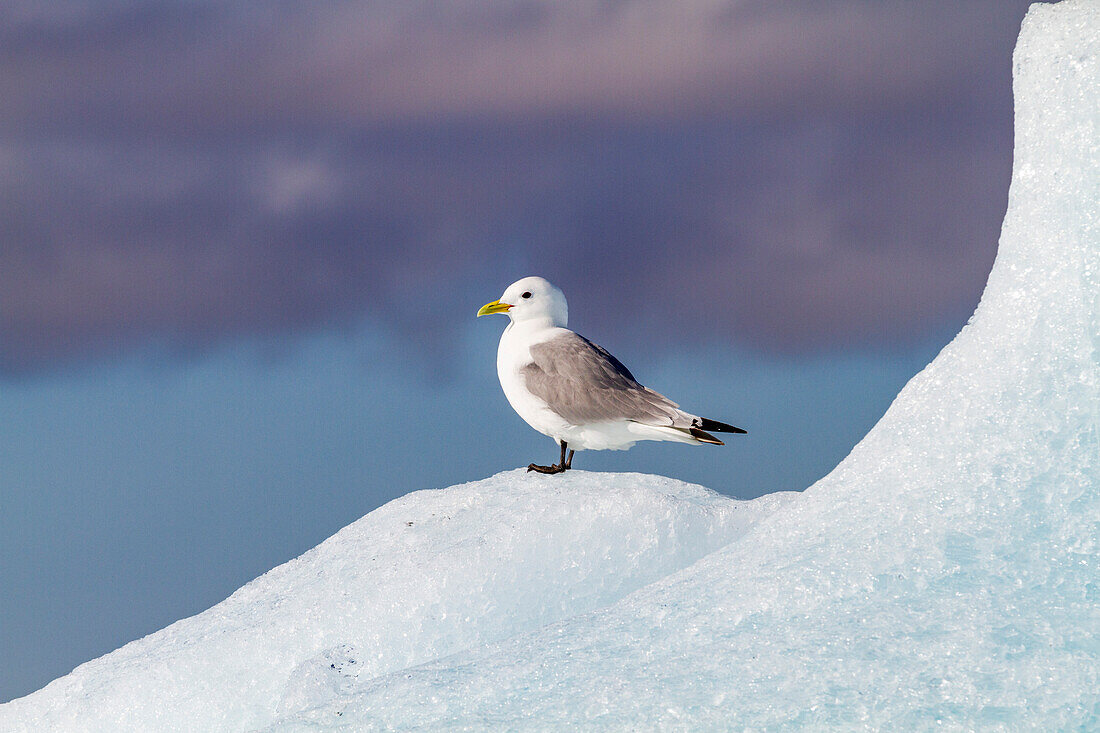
[0,472,793,731]
[2,1,1098,730]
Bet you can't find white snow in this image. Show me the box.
[0,473,793,731]
[2,1,1098,730]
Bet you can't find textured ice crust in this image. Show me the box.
[267,2,1099,729]
[0,471,792,731]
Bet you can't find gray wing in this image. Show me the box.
[522,332,687,426]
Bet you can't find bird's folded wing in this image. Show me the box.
[522,332,683,426]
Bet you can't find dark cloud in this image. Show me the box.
[0,0,1032,373]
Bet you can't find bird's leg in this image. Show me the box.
[528,441,570,474]
[565,449,574,469]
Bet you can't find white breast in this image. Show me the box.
[496,321,572,442]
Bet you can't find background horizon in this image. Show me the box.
[1,0,1035,702]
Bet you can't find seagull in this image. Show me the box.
[477,276,746,474]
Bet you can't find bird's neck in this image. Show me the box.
[502,316,560,344]
[510,315,559,331]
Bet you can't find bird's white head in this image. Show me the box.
[477,276,568,327]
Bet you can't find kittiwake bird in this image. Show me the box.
[477,276,746,474]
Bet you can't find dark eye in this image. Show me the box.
[521,291,532,299]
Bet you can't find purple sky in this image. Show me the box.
[0,0,1030,373]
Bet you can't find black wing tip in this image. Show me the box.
[689,427,724,445]
[697,417,747,435]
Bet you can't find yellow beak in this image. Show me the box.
[477,299,513,317]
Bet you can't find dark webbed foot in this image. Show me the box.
[527,442,573,475]
[527,462,567,474]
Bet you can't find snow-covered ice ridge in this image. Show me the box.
[2,472,791,731]
[3,1,1098,729]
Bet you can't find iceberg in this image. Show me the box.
[2,0,1096,729]
[0,473,796,731]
